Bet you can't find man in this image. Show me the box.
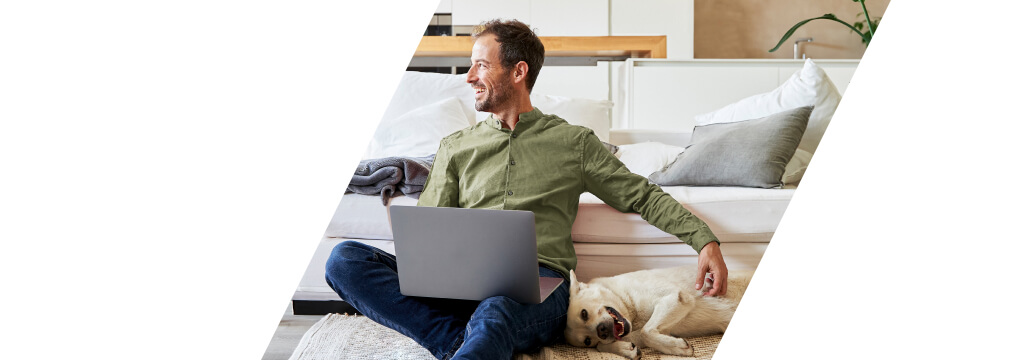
[325,19,728,359]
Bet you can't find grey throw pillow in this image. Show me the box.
[648,106,813,188]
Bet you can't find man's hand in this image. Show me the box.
[695,242,728,296]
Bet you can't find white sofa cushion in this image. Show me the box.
[574,186,793,244]
[615,141,685,178]
[693,58,842,154]
[326,186,791,245]
[782,148,812,186]
[532,95,612,142]
[383,71,477,127]
[323,194,418,240]
[365,97,470,159]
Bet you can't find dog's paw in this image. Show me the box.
[598,341,641,360]
[621,342,641,360]
[659,338,694,357]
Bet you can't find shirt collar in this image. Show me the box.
[485,107,544,130]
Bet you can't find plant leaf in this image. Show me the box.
[770,14,841,52]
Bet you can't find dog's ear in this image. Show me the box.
[569,269,584,296]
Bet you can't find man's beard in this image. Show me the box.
[474,73,514,113]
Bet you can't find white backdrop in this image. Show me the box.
[3,1,1023,360]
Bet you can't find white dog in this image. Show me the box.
[564,267,752,359]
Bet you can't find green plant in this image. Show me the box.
[852,12,882,44]
[769,0,880,53]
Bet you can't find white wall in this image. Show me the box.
[435,0,452,13]
[624,59,859,130]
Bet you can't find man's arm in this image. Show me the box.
[417,139,460,208]
[579,131,728,296]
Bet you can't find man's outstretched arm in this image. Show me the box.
[579,131,728,296]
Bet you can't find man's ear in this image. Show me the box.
[513,61,528,83]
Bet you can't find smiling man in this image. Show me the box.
[325,19,728,359]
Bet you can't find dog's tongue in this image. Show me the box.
[614,322,624,340]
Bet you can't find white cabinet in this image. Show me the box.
[531,0,608,36]
[611,0,694,59]
[532,63,609,101]
[451,0,531,26]
[451,0,608,36]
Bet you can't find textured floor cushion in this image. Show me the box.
[290,313,722,360]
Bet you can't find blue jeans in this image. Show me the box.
[324,240,570,360]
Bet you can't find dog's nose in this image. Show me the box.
[596,322,611,340]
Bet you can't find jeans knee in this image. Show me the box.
[324,241,370,290]
[473,296,517,323]
[327,240,370,267]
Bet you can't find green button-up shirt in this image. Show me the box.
[417,108,719,279]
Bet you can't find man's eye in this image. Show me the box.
[584,337,591,346]
[581,309,588,321]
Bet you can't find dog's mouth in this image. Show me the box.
[606,306,630,340]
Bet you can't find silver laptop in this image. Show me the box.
[389,205,563,304]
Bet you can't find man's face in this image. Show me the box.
[468,34,515,113]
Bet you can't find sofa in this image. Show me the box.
[292,59,845,314]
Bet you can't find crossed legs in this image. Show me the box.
[324,240,569,360]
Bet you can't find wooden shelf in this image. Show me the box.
[415,36,667,59]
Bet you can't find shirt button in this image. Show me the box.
[507,190,514,196]
[510,160,516,165]
[511,134,517,138]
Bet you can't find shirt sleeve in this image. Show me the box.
[579,131,720,253]
[417,139,460,208]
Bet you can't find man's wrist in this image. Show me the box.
[697,240,721,254]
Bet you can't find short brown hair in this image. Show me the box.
[472,19,545,92]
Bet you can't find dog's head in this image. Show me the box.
[564,270,633,348]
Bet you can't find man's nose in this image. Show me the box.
[466,66,477,83]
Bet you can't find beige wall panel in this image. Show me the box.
[695,0,890,59]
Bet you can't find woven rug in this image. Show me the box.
[289,314,722,360]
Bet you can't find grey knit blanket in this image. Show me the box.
[347,155,435,205]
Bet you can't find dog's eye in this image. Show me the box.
[584,337,591,346]
[581,309,588,321]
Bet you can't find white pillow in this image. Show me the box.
[365,97,469,159]
[615,141,686,178]
[782,148,813,186]
[693,58,842,154]
[384,71,477,126]
[476,94,613,142]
